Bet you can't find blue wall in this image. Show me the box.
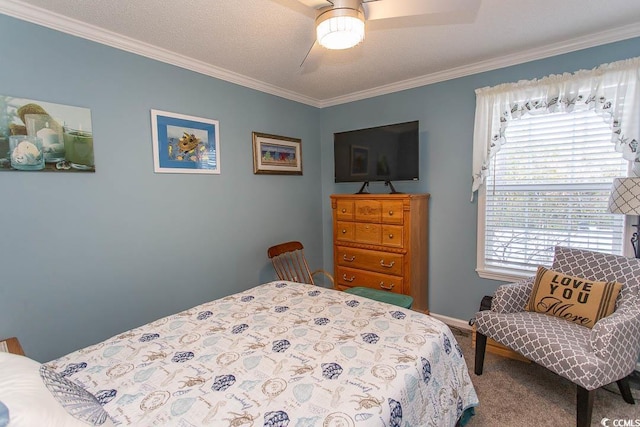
[0,15,323,362]
[2,13,639,363]
[320,37,640,322]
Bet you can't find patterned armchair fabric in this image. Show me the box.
[474,246,640,427]
[490,276,534,314]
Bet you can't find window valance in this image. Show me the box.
[471,57,640,200]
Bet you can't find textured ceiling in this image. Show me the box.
[2,0,640,106]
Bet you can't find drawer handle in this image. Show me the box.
[341,208,347,213]
[379,282,395,290]
[388,234,394,239]
[380,260,395,268]
[342,229,347,234]
[343,274,355,283]
[343,254,356,262]
[388,210,394,216]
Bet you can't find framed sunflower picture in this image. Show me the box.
[151,110,220,174]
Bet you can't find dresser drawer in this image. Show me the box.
[335,200,354,220]
[336,246,403,276]
[354,222,381,244]
[336,266,404,294]
[354,200,381,222]
[381,200,404,224]
[336,221,355,242]
[382,225,403,248]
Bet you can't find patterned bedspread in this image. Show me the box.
[48,282,478,426]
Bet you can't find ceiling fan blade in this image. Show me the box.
[299,40,323,72]
[295,0,332,8]
[364,0,479,21]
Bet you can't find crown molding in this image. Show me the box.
[319,22,640,107]
[1,0,639,109]
[0,0,322,107]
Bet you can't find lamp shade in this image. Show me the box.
[608,177,640,215]
[316,2,365,50]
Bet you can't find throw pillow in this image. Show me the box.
[525,265,621,328]
[0,401,8,427]
[0,352,115,427]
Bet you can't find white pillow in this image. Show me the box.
[0,352,115,426]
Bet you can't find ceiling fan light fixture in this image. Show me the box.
[316,4,365,50]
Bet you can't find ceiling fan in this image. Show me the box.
[296,0,480,67]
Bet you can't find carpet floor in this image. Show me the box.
[451,327,640,427]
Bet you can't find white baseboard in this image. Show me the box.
[429,312,473,332]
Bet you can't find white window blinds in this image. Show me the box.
[483,108,627,273]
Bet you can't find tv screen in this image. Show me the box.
[334,120,419,184]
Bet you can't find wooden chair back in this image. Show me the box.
[268,241,335,286]
[267,241,315,284]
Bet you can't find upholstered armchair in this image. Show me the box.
[474,246,640,427]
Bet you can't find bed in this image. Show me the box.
[5,281,478,426]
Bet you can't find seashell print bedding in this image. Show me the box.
[47,281,478,426]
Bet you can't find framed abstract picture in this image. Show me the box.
[151,110,220,174]
[252,132,302,175]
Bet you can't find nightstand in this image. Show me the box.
[0,337,24,356]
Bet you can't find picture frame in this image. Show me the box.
[151,109,220,174]
[252,132,302,175]
[0,95,94,172]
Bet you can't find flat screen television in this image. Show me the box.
[334,120,419,193]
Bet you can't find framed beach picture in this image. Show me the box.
[151,110,220,174]
[0,95,94,172]
[252,132,302,175]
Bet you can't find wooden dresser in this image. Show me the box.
[330,193,429,312]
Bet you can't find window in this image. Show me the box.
[477,107,627,279]
[471,58,640,281]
